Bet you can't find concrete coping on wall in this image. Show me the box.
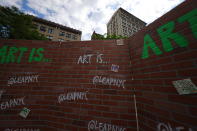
[116,39,124,45]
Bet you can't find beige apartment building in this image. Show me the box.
[33,17,82,42]
[107,7,146,37]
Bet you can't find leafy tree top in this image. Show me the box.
[91,31,127,40]
[0,6,47,40]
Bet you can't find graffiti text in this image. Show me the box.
[93,75,126,88]
[8,75,39,86]
[88,120,126,131]
[0,97,25,110]
[157,122,193,131]
[58,91,88,103]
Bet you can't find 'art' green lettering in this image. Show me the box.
[178,8,197,39]
[0,46,48,64]
[17,47,28,63]
[0,46,7,64]
[34,48,44,62]
[141,34,163,59]
[157,21,188,52]
[6,46,18,63]
[28,48,44,62]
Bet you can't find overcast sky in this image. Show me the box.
[0,0,185,40]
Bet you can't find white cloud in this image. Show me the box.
[0,0,22,8]
[121,0,185,24]
[24,11,37,16]
[0,0,185,40]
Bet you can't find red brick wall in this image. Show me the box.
[0,0,196,131]
[127,0,197,130]
[0,39,133,131]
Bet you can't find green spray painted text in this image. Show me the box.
[0,46,51,64]
[141,8,197,59]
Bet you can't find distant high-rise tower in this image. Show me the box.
[107,7,146,37]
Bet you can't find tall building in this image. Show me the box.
[107,7,146,37]
[33,17,82,42]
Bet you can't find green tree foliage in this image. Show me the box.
[104,34,128,40]
[92,33,127,40]
[0,6,48,40]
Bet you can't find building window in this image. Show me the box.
[40,26,46,32]
[59,31,65,36]
[65,33,71,38]
[48,28,54,34]
[46,35,53,40]
[58,38,64,42]
[72,34,77,40]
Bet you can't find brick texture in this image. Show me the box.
[127,0,197,131]
[0,0,196,131]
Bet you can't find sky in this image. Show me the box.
[0,0,185,40]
